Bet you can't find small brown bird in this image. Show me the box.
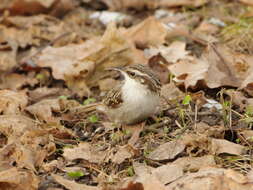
[97,64,161,125]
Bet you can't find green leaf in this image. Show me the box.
[247,136,253,142]
[182,95,192,105]
[246,106,253,117]
[88,115,98,123]
[127,166,134,176]
[67,171,84,179]
[235,138,241,143]
[36,73,44,80]
[83,98,96,105]
[58,95,68,100]
[123,129,131,135]
[110,132,121,142]
[243,117,253,124]
[223,100,230,108]
[163,126,169,133]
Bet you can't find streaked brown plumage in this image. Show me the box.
[99,64,161,125]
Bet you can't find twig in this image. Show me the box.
[194,104,198,130]
[142,121,168,133]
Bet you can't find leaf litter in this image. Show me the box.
[0,0,253,190]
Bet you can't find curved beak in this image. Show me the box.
[105,67,126,80]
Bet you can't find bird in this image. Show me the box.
[97,64,161,125]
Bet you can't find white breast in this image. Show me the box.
[118,76,160,124]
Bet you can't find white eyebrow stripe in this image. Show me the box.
[128,69,149,77]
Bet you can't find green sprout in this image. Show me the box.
[221,100,231,126]
[36,73,44,80]
[88,115,99,123]
[83,98,96,105]
[241,106,253,128]
[127,166,135,177]
[182,95,192,105]
[67,171,85,179]
[58,95,68,100]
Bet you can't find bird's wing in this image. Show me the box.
[103,84,123,108]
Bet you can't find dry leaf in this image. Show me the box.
[194,21,219,35]
[166,167,253,190]
[52,174,100,190]
[168,56,209,89]
[181,134,209,156]
[0,0,56,10]
[35,38,99,80]
[0,73,38,90]
[0,50,17,72]
[101,0,208,11]
[19,130,55,166]
[0,24,34,49]
[49,0,77,17]
[225,90,253,111]
[0,0,75,16]
[35,22,139,95]
[133,162,183,185]
[154,43,253,89]
[140,176,167,190]
[0,115,37,142]
[146,41,190,63]
[2,14,76,50]
[210,139,246,155]
[111,145,134,164]
[0,90,28,114]
[63,142,107,164]
[101,0,157,10]
[42,159,64,173]
[28,87,70,102]
[146,140,185,161]
[0,130,55,171]
[0,115,55,171]
[26,98,61,122]
[239,61,253,94]
[0,143,37,171]
[239,0,253,6]
[159,0,208,7]
[173,155,216,172]
[125,17,167,47]
[161,83,184,101]
[133,162,153,179]
[121,176,166,190]
[194,122,225,138]
[203,45,241,88]
[43,123,75,140]
[151,164,183,184]
[0,167,39,190]
[193,45,249,88]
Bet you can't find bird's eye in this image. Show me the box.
[127,71,136,77]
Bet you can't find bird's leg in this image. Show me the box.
[112,122,125,143]
[122,122,144,147]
